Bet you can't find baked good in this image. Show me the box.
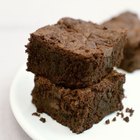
[103,12,140,72]
[32,70,125,133]
[26,17,126,88]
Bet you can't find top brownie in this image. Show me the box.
[26,17,126,88]
[103,12,140,72]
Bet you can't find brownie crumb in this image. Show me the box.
[130,109,134,117]
[120,112,124,118]
[125,108,130,112]
[125,108,134,117]
[116,112,124,118]
[123,116,129,122]
[40,117,46,123]
[112,117,116,122]
[105,107,134,125]
[116,112,121,116]
[32,112,40,117]
[105,119,110,124]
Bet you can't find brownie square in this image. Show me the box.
[103,12,140,72]
[32,70,125,133]
[26,18,126,88]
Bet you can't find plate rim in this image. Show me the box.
[10,65,41,140]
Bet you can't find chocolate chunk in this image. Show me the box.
[103,26,108,30]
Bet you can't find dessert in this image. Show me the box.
[32,70,125,133]
[25,17,127,133]
[26,17,126,88]
[103,12,140,72]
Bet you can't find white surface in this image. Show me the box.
[0,0,140,139]
[10,66,140,140]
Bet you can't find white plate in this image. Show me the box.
[10,65,140,140]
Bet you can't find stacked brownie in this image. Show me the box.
[26,18,126,133]
[103,12,140,72]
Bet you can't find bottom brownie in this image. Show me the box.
[32,70,125,134]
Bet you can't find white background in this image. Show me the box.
[0,0,140,139]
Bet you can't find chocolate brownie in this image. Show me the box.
[26,17,126,88]
[103,12,140,72]
[32,70,125,133]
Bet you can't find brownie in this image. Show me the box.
[26,17,126,88]
[103,12,140,72]
[32,70,125,133]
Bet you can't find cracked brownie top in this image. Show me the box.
[32,17,126,57]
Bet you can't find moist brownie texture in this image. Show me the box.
[32,70,125,133]
[26,17,126,88]
[103,12,140,72]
